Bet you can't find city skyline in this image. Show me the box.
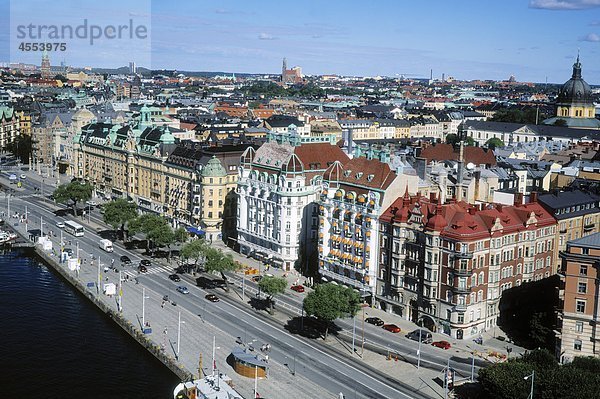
[2,0,600,83]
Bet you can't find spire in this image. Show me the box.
[572,52,582,79]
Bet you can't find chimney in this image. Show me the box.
[514,192,523,206]
[468,206,477,215]
[530,191,538,203]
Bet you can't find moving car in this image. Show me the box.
[55,221,65,229]
[140,259,151,267]
[365,317,385,327]
[382,324,401,333]
[120,255,132,265]
[20,174,26,179]
[406,329,433,344]
[168,274,181,282]
[176,286,189,294]
[63,248,74,257]
[290,285,305,293]
[432,340,451,350]
[85,200,98,207]
[137,265,147,273]
[205,294,220,302]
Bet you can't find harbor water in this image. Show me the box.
[0,249,179,399]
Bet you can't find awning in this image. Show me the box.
[186,226,206,236]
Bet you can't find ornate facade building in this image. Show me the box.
[73,107,250,234]
[317,150,419,300]
[237,132,349,271]
[378,193,556,339]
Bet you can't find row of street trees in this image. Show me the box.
[476,349,600,399]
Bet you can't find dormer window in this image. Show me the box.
[367,174,374,182]
[344,170,351,177]
[356,172,363,179]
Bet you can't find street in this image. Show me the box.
[1,169,438,399]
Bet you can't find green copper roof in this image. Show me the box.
[201,156,227,177]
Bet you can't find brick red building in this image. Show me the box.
[378,191,556,339]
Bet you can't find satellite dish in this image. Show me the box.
[466,162,475,170]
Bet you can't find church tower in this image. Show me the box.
[543,54,600,129]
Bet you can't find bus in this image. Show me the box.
[63,220,84,237]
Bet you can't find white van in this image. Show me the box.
[99,239,113,252]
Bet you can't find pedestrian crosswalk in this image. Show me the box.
[121,264,174,278]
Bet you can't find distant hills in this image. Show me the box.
[89,66,264,78]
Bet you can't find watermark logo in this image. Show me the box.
[8,0,151,71]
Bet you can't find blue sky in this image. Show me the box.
[2,0,600,83]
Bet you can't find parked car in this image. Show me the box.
[55,221,65,229]
[365,317,385,327]
[176,286,189,294]
[382,324,401,333]
[432,340,452,350]
[120,255,132,265]
[205,294,220,302]
[137,265,147,273]
[168,274,181,282]
[406,329,433,343]
[63,248,73,257]
[290,285,305,293]
[140,259,151,267]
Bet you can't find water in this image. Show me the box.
[0,249,179,399]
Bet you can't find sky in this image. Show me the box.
[1,0,600,83]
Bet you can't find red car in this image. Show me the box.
[382,324,401,333]
[432,340,452,350]
[291,285,305,293]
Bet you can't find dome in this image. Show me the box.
[201,156,227,177]
[556,56,593,106]
[159,126,175,144]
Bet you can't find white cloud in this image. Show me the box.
[579,32,600,41]
[258,32,277,40]
[530,0,600,10]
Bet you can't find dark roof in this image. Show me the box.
[537,190,600,219]
[265,115,304,128]
[568,232,600,250]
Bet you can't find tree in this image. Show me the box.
[258,276,287,314]
[128,214,174,257]
[181,239,209,270]
[102,198,138,242]
[303,283,361,340]
[5,134,32,164]
[52,180,93,215]
[173,227,188,244]
[485,137,505,150]
[445,133,459,146]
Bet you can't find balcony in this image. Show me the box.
[452,286,469,294]
[584,223,595,232]
[451,251,473,260]
[454,303,467,312]
[454,268,470,277]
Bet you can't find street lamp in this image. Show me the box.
[142,287,150,329]
[177,311,186,360]
[524,370,535,399]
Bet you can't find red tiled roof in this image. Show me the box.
[335,157,396,190]
[379,194,555,240]
[180,122,197,131]
[294,143,349,171]
[420,143,496,166]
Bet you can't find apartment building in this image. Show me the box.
[0,106,20,149]
[237,132,349,271]
[318,153,418,301]
[538,190,600,273]
[378,193,556,339]
[557,233,600,363]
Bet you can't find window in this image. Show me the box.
[576,300,586,313]
[574,339,582,351]
[576,321,584,333]
[580,265,588,276]
[578,282,587,294]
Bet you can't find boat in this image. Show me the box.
[173,374,243,399]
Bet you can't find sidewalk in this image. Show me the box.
[211,240,524,364]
